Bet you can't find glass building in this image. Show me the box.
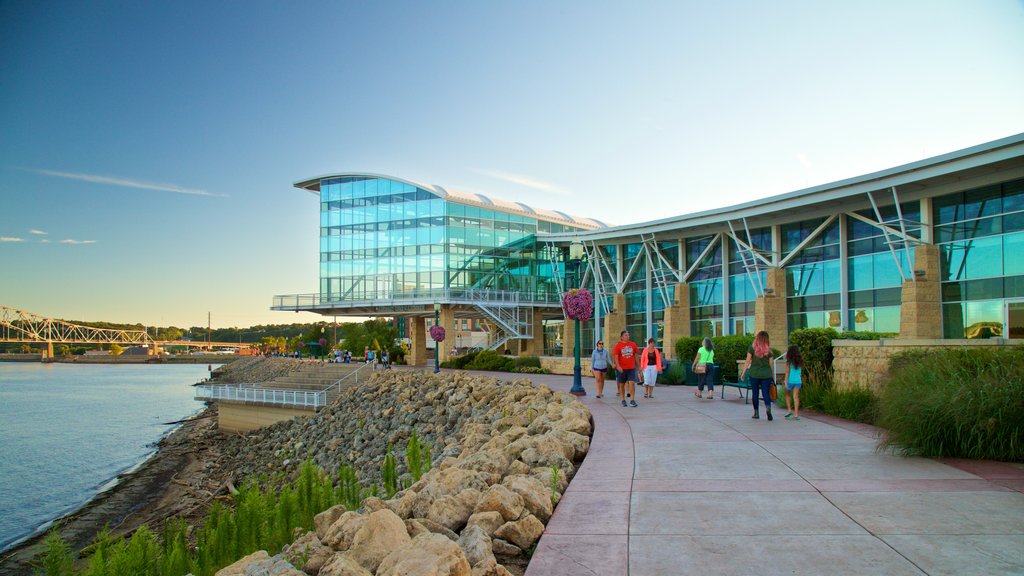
[274,134,1024,362]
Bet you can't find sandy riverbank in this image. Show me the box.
[0,404,234,575]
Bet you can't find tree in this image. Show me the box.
[160,326,183,341]
[109,343,124,356]
[57,344,71,356]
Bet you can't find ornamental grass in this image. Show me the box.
[877,347,1024,462]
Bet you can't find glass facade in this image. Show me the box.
[687,236,723,338]
[938,178,1024,338]
[285,140,1024,353]
[318,176,585,303]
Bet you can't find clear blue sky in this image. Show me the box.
[2,0,1022,328]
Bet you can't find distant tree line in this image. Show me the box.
[1,319,405,360]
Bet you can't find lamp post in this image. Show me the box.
[568,240,586,396]
[433,303,441,374]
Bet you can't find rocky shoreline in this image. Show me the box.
[0,405,228,575]
[0,358,593,576]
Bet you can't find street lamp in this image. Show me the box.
[568,240,586,396]
[433,302,441,374]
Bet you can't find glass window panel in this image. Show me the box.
[963,185,1001,220]
[1006,276,1024,299]
[964,300,1004,338]
[1005,233,1024,276]
[849,255,872,290]
[962,236,1002,279]
[823,260,841,293]
[964,278,1003,301]
[1003,179,1024,211]
[873,252,903,288]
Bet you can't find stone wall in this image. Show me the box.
[832,338,1018,391]
[539,355,592,375]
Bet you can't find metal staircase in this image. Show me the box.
[467,289,533,351]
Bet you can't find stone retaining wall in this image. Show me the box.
[832,338,1018,391]
[538,356,591,375]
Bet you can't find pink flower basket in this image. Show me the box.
[562,288,594,321]
[429,325,446,343]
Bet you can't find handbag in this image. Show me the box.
[694,362,707,374]
[769,379,778,401]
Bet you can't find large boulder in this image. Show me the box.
[215,551,270,576]
[465,511,504,537]
[454,449,512,484]
[426,489,481,532]
[376,533,472,576]
[474,485,524,522]
[314,505,347,541]
[318,553,372,576]
[409,517,459,541]
[321,512,366,551]
[284,531,331,575]
[490,539,522,558]
[501,475,553,522]
[456,525,495,568]
[241,556,304,575]
[493,515,544,550]
[347,509,412,572]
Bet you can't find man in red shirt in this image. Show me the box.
[612,330,640,407]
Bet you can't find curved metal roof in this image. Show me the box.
[293,172,606,230]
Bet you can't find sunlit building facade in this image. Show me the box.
[274,134,1024,364]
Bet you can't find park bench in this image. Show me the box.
[721,356,788,404]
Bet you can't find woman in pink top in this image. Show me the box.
[638,338,663,399]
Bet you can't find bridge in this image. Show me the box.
[0,305,255,358]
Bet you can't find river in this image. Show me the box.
[0,362,212,553]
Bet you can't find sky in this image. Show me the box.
[1,0,1023,329]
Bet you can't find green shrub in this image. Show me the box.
[33,527,74,576]
[514,356,542,368]
[789,328,839,372]
[465,350,515,371]
[381,451,399,498]
[710,335,754,382]
[674,337,702,364]
[657,360,687,385]
[513,366,550,374]
[877,347,1024,461]
[439,350,479,369]
[821,386,878,423]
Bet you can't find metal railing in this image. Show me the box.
[195,384,325,408]
[272,288,561,310]
[322,363,369,399]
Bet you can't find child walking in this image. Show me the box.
[783,345,803,420]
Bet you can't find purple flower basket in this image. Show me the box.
[429,325,446,342]
[562,288,594,321]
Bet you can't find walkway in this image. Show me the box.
[452,371,1024,576]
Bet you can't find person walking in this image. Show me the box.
[612,330,640,408]
[783,345,803,420]
[381,350,391,370]
[638,338,663,399]
[590,340,611,398]
[692,337,715,399]
[740,331,775,420]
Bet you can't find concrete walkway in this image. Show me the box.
[461,371,1024,576]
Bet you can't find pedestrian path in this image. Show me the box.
[485,371,1024,576]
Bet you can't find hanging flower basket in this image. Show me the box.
[562,288,594,321]
[429,325,446,343]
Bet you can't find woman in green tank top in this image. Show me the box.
[691,337,715,399]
